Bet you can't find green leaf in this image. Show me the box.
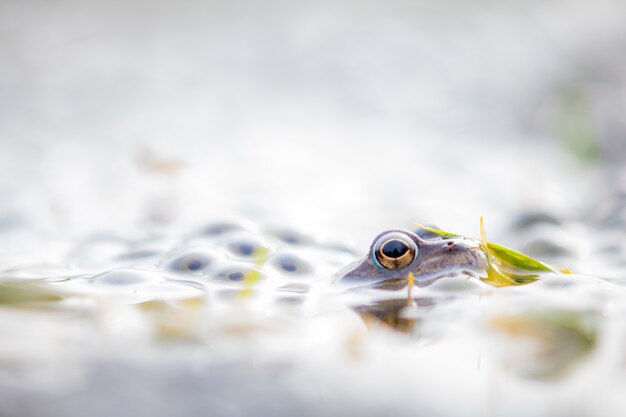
[414,224,460,238]
[486,242,557,272]
[0,282,63,306]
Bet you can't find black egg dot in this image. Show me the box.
[238,242,255,256]
[283,236,300,244]
[175,257,208,272]
[272,254,312,275]
[227,240,263,257]
[186,259,204,271]
[382,240,410,258]
[280,259,298,272]
[228,271,245,281]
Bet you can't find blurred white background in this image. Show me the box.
[1,0,625,253]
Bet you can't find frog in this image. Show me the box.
[335,227,489,290]
[335,221,565,292]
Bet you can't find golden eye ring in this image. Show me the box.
[372,232,418,270]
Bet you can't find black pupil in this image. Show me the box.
[382,240,410,259]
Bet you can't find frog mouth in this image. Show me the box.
[335,260,483,291]
[333,260,411,290]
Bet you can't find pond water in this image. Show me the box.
[1,0,626,416]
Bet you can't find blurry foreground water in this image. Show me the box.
[1,0,626,416]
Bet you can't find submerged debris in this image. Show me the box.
[489,309,599,380]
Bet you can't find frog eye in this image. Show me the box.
[372,232,418,270]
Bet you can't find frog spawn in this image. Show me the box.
[0,219,619,388]
[69,222,354,322]
[157,229,323,307]
[0,222,362,352]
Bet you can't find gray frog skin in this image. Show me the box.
[336,229,488,290]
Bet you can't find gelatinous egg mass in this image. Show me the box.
[91,268,161,286]
[199,221,244,236]
[161,250,216,275]
[212,265,267,283]
[270,253,313,275]
[266,227,314,245]
[226,239,269,258]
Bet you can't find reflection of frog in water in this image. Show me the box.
[335,228,488,290]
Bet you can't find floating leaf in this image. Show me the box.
[482,217,563,286]
[0,282,63,306]
[486,242,555,272]
[477,217,555,273]
[481,217,560,287]
[415,223,459,238]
